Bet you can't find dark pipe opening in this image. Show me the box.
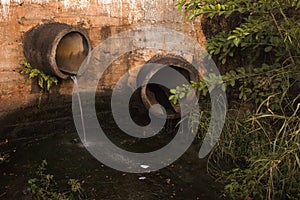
[146,65,191,116]
[138,54,200,119]
[147,84,176,113]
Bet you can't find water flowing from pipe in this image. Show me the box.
[71,75,87,145]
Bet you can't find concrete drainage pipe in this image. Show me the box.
[137,54,200,119]
[23,22,92,79]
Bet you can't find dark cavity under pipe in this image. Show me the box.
[137,54,200,119]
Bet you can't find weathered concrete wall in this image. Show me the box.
[0,0,206,120]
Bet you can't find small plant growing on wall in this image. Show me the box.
[20,61,58,91]
[20,61,58,106]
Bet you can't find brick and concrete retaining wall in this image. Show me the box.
[0,0,206,120]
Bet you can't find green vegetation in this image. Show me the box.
[172,0,300,199]
[27,160,84,200]
[20,61,58,92]
[20,61,58,106]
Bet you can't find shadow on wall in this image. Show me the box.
[0,93,113,140]
[0,94,74,139]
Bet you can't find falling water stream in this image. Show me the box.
[71,75,87,145]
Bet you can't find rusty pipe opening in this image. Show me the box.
[55,32,90,76]
[137,54,200,119]
[23,22,91,79]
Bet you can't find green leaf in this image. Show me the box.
[227,35,236,40]
[230,79,235,87]
[221,57,227,65]
[38,77,44,89]
[188,13,195,20]
[233,37,240,47]
[47,81,51,91]
[170,89,177,94]
[239,91,243,99]
[172,96,178,104]
[264,46,272,52]
[177,1,184,11]
[237,67,246,74]
[169,95,174,101]
[203,88,208,96]
[179,92,185,99]
[222,84,226,91]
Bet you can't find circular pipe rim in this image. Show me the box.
[140,63,199,119]
[49,28,92,79]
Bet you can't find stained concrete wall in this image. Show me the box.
[0,0,206,120]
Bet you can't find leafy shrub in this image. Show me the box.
[27,160,84,200]
[173,0,300,199]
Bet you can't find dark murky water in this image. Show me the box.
[0,97,224,200]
